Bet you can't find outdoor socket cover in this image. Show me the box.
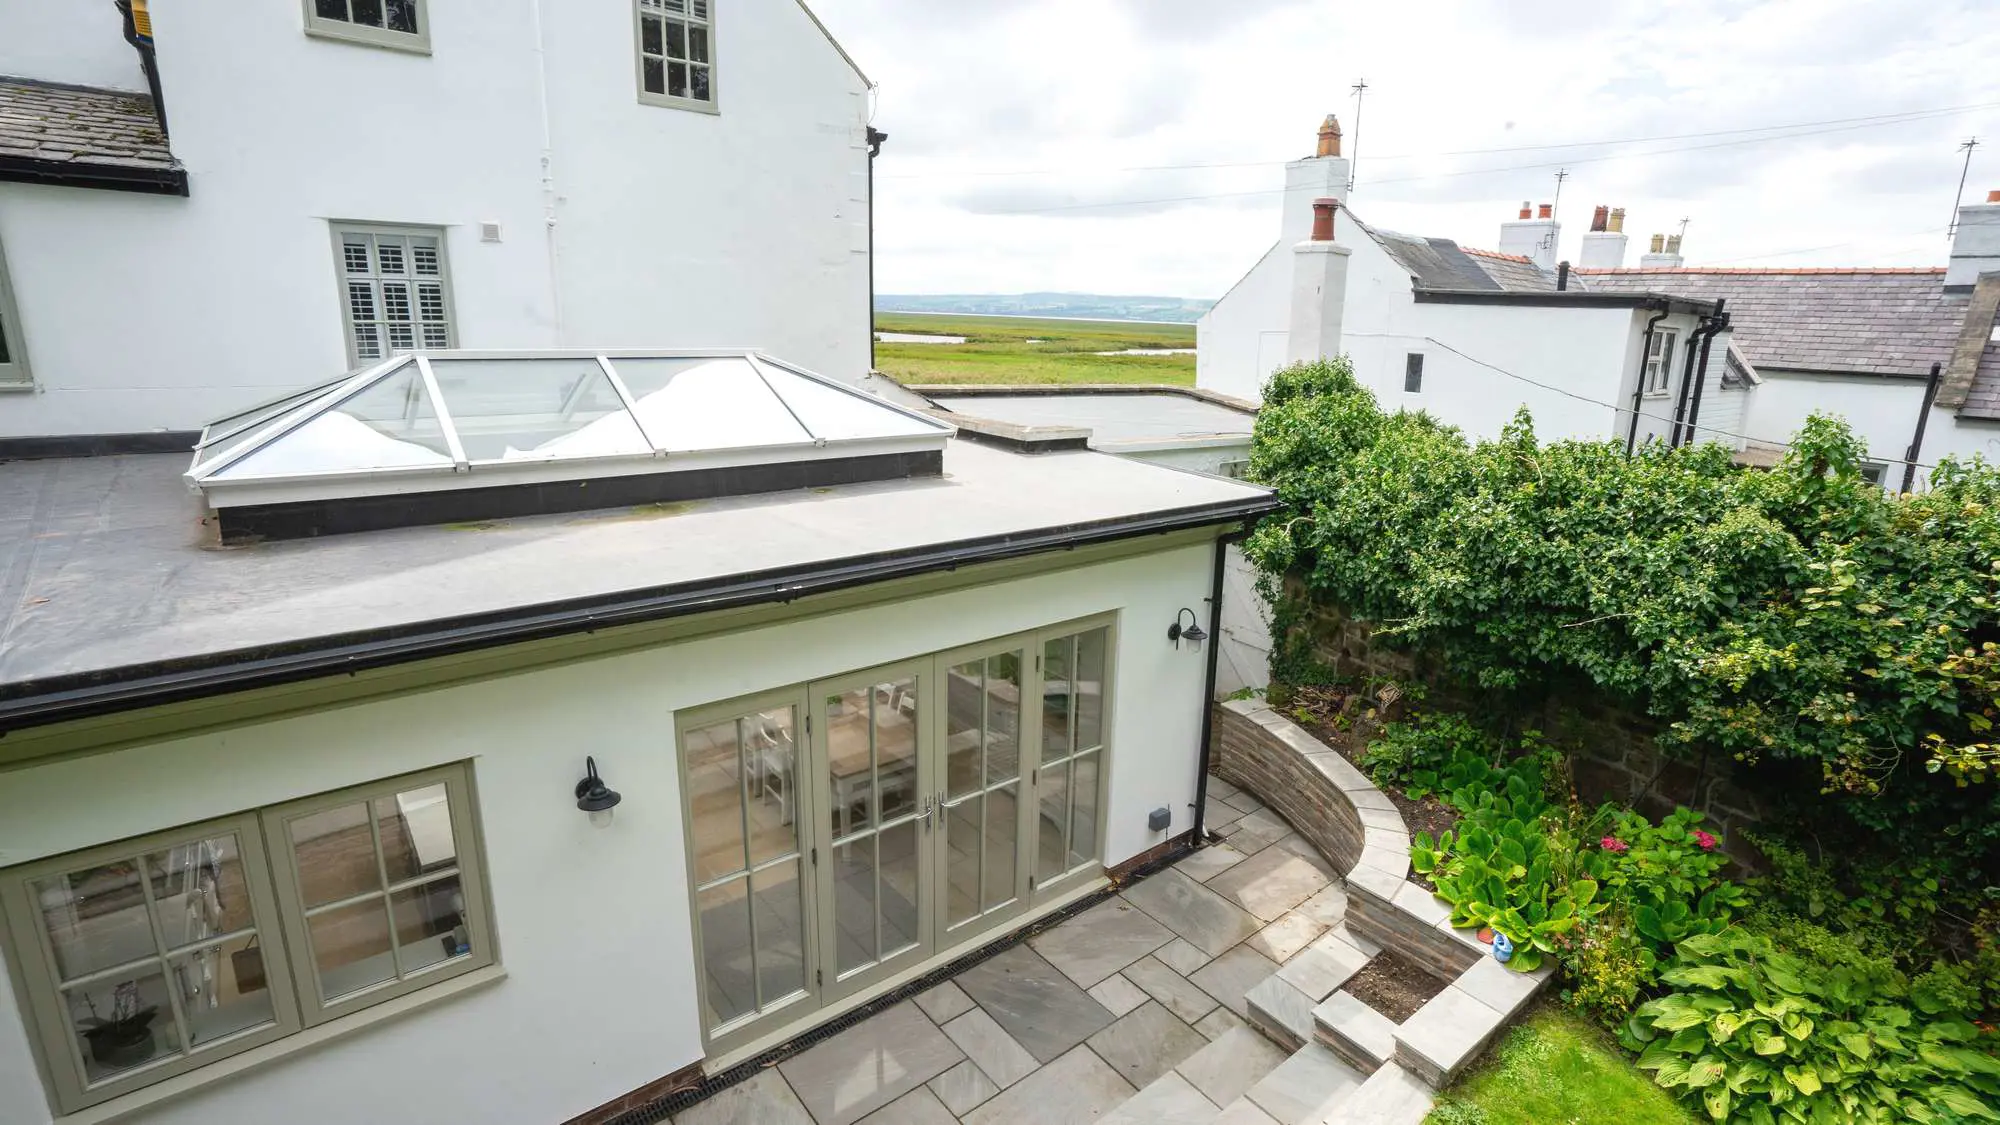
[1148,807,1171,831]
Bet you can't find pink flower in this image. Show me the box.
[1600,836,1629,853]
[1694,830,1718,851]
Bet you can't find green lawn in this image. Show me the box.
[1425,1006,1694,1125]
[873,312,1195,387]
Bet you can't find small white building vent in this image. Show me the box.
[186,350,955,541]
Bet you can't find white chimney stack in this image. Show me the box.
[1282,115,1351,246]
[1946,189,2000,290]
[1498,201,1560,271]
[1639,232,1685,269]
[1578,205,1629,269]
[1288,198,1351,365]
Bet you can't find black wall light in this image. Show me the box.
[1168,607,1208,650]
[575,756,623,828]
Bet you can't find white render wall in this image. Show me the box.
[1739,372,1927,468]
[0,541,1217,1125]
[0,0,871,439]
[1196,242,1288,403]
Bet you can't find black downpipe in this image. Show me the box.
[1678,300,1728,447]
[866,127,887,371]
[1902,361,1945,493]
[1190,530,1240,843]
[1556,260,1571,291]
[115,2,169,137]
[1667,315,1706,448]
[1627,306,1670,454]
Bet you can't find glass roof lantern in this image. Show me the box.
[187,350,955,541]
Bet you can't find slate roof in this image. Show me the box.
[1345,209,1559,294]
[0,76,185,194]
[1574,268,1965,379]
[1463,248,1560,292]
[1955,342,2000,419]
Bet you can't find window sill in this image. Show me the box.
[0,381,35,393]
[56,964,505,1125]
[636,91,721,116]
[304,24,433,55]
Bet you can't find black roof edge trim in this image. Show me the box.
[0,494,1284,734]
[0,430,200,459]
[0,155,188,197]
[1413,288,1716,314]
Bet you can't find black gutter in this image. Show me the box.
[0,155,187,197]
[1627,305,1671,454]
[0,494,1281,734]
[1676,300,1728,447]
[866,126,886,370]
[1902,361,1945,493]
[1189,529,1239,842]
[1414,289,1716,313]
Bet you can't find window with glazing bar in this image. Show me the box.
[303,0,429,51]
[0,233,28,388]
[1644,329,1678,396]
[636,0,716,110]
[332,224,454,365]
[0,764,493,1115]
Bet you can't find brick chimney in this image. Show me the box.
[1283,115,1350,245]
[1499,202,1560,271]
[1946,188,2000,290]
[1579,204,1629,268]
[1288,198,1351,365]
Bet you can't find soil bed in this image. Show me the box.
[1279,685,1458,888]
[1346,951,1450,1023]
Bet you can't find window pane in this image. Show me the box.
[307,899,395,1000]
[944,798,979,928]
[874,678,919,823]
[217,366,454,478]
[375,783,455,884]
[668,61,689,98]
[697,882,753,1025]
[826,687,876,840]
[1042,636,1072,761]
[1069,753,1100,871]
[665,20,687,60]
[0,313,12,365]
[376,240,406,275]
[390,876,468,975]
[612,357,812,452]
[410,239,441,277]
[946,659,984,800]
[1037,759,1069,883]
[169,934,276,1049]
[831,836,877,975]
[686,719,747,884]
[351,0,384,28]
[691,65,711,102]
[986,653,1022,787]
[341,236,370,275]
[145,835,255,950]
[65,967,180,1083]
[1076,628,1107,752]
[985,783,1019,912]
[750,860,806,1006]
[34,861,156,981]
[640,15,663,56]
[316,0,348,20]
[878,820,919,961]
[643,57,665,95]
[385,0,419,34]
[689,25,709,63]
[427,358,648,463]
[743,708,799,869]
[288,802,382,908]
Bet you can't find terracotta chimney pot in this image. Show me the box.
[1988,189,2000,203]
[1519,201,1532,220]
[1609,207,1626,233]
[1666,233,1683,254]
[1650,233,1666,253]
[1316,115,1342,158]
[1590,205,1609,233]
[1310,198,1337,242]
[1537,203,1553,219]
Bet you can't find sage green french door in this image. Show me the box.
[937,638,1032,943]
[1032,624,1111,896]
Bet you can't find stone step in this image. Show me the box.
[1316,1062,1433,1125]
[1244,975,1316,1051]
[1099,1025,1291,1125]
[1390,957,1549,1087]
[1100,1070,1224,1125]
[1311,990,1397,1075]
[1241,1043,1367,1125]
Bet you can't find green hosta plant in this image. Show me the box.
[1595,807,1749,964]
[1622,930,2000,1123]
[1414,811,1606,973]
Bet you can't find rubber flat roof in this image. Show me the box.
[929,393,1253,446]
[0,440,1273,713]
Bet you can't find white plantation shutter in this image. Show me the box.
[335,226,454,365]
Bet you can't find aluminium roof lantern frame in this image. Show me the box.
[185,349,955,540]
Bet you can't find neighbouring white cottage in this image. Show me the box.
[0,0,876,447]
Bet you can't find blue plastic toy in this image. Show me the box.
[1491,932,1514,963]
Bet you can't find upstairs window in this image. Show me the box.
[332,224,454,365]
[304,0,430,53]
[636,0,716,111]
[0,235,28,388]
[1644,329,1678,396]
[1403,353,1424,393]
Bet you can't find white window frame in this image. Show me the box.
[0,232,31,389]
[1643,329,1679,397]
[0,764,494,1117]
[634,0,719,114]
[329,222,457,367]
[302,0,432,54]
[1403,352,1424,394]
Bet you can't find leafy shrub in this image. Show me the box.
[1622,930,2000,1123]
[1560,912,1655,1026]
[1596,807,1749,962]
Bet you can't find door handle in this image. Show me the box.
[919,795,934,830]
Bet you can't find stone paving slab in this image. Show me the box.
[1174,1025,1288,1108]
[1314,990,1398,1074]
[1087,972,1149,1018]
[1122,868,1262,957]
[1392,985,1501,1087]
[777,1002,966,1125]
[1274,934,1368,1002]
[1087,1000,1209,1089]
[1244,975,1316,1051]
[1244,1042,1365,1124]
[927,1060,1000,1118]
[1155,937,1212,976]
[1208,844,1333,922]
[953,945,1114,1064]
[960,1044,1135,1125]
[1028,897,1175,988]
[941,1008,1040,1089]
[1191,943,1279,1017]
[856,1086,959,1125]
[1123,954,1220,1025]
[673,1069,815,1125]
[1175,841,1250,883]
[1100,1072,1218,1125]
[1246,910,1326,963]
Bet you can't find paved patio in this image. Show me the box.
[670,774,1372,1125]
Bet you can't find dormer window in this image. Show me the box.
[636,0,716,112]
[304,0,431,54]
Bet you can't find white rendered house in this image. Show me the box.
[0,0,876,448]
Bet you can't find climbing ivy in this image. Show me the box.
[1243,358,2000,872]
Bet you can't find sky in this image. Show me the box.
[807,0,2000,300]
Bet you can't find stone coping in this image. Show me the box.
[1213,699,1552,1091]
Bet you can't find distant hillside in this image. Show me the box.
[877,292,1214,324]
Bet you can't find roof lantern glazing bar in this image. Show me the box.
[744,352,822,446]
[595,355,664,457]
[414,356,470,471]
[194,356,418,481]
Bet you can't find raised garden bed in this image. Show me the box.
[1347,951,1449,1023]
[1278,685,1458,887]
